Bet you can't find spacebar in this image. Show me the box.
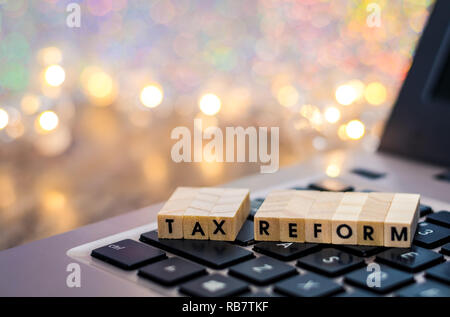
[140,231,254,269]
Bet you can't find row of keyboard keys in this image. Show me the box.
[297,248,365,277]
[425,262,450,285]
[396,281,450,297]
[140,230,254,269]
[138,257,207,286]
[335,244,386,257]
[228,256,297,285]
[376,246,444,273]
[419,204,433,217]
[427,211,450,228]
[253,241,320,261]
[441,242,450,255]
[413,222,450,248]
[91,239,166,270]
[344,264,414,294]
[274,272,343,297]
[180,274,249,297]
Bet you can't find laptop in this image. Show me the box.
[0,0,449,297]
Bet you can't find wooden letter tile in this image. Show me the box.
[207,188,250,241]
[157,187,198,239]
[383,193,420,247]
[254,190,293,241]
[357,192,394,246]
[305,192,344,243]
[331,192,368,245]
[279,191,318,243]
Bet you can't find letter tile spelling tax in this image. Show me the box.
[157,187,250,241]
[157,187,198,239]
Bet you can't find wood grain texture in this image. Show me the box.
[383,193,420,247]
[158,187,250,241]
[279,190,318,242]
[331,192,368,245]
[357,192,394,246]
[157,187,198,239]
[254,190,293,241]
[305,192,344,243]
[207,188,250,241]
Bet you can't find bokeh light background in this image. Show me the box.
[0,0,433,250]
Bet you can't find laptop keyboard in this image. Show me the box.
[87,181,450,297]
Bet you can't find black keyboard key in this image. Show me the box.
[435,170,450,182]
[413,222,450,248]
[180,274,248,297]
[336,289,379,297]
[240,291,274,297]
[253,241,320,261]
[274,273,343,297]
[290,186,308,190]
[376,246,444,272]
[351,168,385,179]
[308,179,354,192]
[91,239,166,270]
[229,256,297,285]
[297,248,364,277]
[140,231,254,269]
[336,244,385,257]
[234,220,254,246]
[344,265,414,294]
[396,281,450,297]
[138,257,206,286]
[440,242,450,255]
[419,204,433,217]
[427,211,450,228]
[426,262,450,284]
[248,199,264,220]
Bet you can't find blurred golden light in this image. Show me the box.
[199,93,221,116]
[21,94,41,115]
[87,71,113,99]
[277,85,299,108]
[364,82,387,105]
[140,85,163,108]
[324,107,341,123]
[42,190,67,211]
[338,124,348,140]
[44,65,65,87]
[200,161,224,179]
[6,121,25,139]
[81,67,117,106]
[39,47,62,65]
[34,126,72,156]
[345,120,365,140]
[347,79,365,100]
[326,164,341,178]
[36,111,59,132]
[0,108,9,129]
[335,84,357,106]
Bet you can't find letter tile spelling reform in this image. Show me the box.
[253,190,420,247]
[157,187,250,241]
